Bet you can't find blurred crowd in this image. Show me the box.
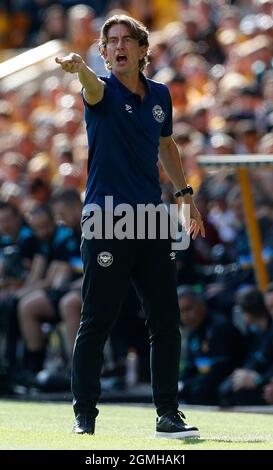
[0,0,273,405]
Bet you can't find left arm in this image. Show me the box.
[159,136,205,239]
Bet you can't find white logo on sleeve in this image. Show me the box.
[97,252,113,267]
[170,252,176,261]
[152,105,165,123]
[125,104,133,113]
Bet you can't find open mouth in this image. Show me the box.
[116,55,128,64]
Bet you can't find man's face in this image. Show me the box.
[52,201,81,229]
[103,24,147,75]
[0,208,21,238]
[179,296,205,329]
[30,213,55,241]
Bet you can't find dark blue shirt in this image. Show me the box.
[181,313,243,380]
[38,226,80,265]
[0,226,40,261]
[82,72,173,209]
[0,225,40,279]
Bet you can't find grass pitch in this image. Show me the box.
[0,400,273,450]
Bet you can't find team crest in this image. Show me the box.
[97,251,113,267]
[152,105,165,123]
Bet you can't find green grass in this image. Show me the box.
[0,400,273,450]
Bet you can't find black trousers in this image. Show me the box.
[218,377,266,406]
[72,230,181,419]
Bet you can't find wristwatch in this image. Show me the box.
[174,185,194,198]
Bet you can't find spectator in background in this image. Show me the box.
[219,286,273,406]
[220,327,273,406]
[208,184,242,246]
[264,283,273,319]
[178,286,243,405]
[2,152,27,187]
[51,138,74,166]
[17,204,80,378]
[209,133,235,155]
[68,4,96,60]
[46,188,83,370]
[0,100,13,132]
[235,119,260,154]
[0,202,45,377]
[14,188,84,392]
[190,106,210,146]
[164,72,188,116]
[36,4,66,45]
[0,202,42,292]
[255,0,273,16]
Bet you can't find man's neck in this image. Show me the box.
[113,71,145,98]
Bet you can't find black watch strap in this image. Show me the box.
[174,185,194,197]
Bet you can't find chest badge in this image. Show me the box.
[125,104,133,113]
[152,105,165,123]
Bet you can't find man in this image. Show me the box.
[264,283,273,319]
[56,14,204,438]
[0,202,41,287]
[219,287,273,406]
[17,204,79,377]
[0,201,43,382]
[50,188,83,361]
[178,286,242,405]
[263,285,273,405]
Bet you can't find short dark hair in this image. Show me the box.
[51,188,82,207]
[0,201,20,217]
[29,204,55,223]
[99,15,150,72]
[236,287,269,318]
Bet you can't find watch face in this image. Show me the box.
[175,186,193,197]
[183,186,193,195]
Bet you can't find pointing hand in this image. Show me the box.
[55,53,86,73]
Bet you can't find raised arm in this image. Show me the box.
[55,53,104,105]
